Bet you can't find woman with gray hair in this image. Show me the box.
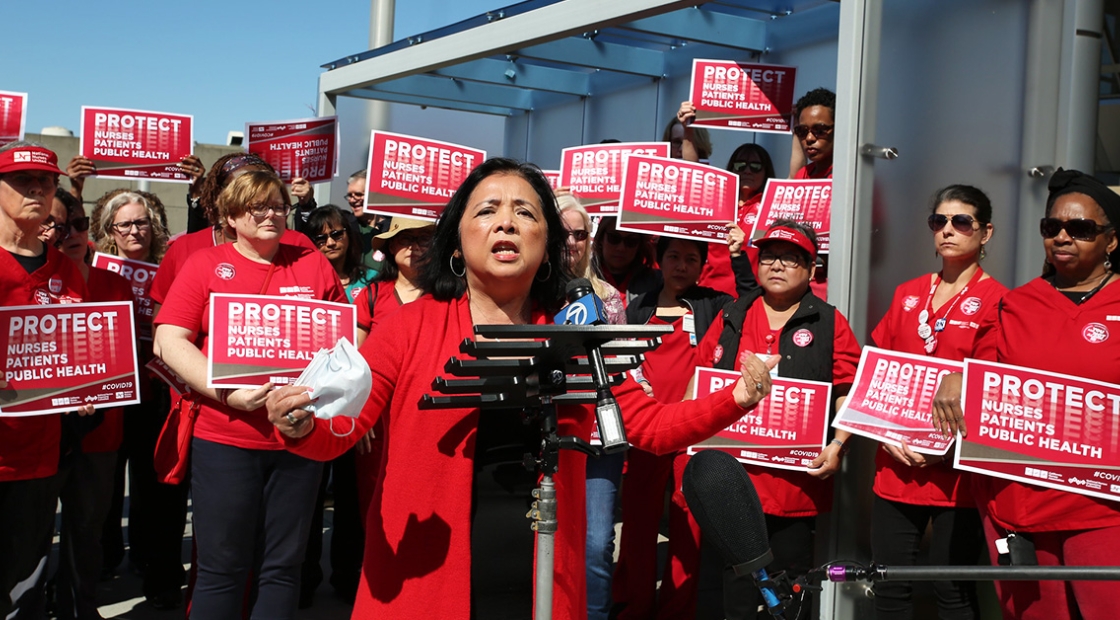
[95,191,170,264]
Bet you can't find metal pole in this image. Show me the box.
[876,565,1120,582]
[530,474,557,620]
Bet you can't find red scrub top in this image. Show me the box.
[971,277,1120,533]
[0,247,88,481]
[869,271,1007,507]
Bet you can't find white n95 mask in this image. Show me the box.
[294,337,372,434]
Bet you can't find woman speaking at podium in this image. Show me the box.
[266,158,777,620]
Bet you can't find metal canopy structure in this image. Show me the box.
[317,0,837,118]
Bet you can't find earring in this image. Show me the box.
[980,245,986,261]
[449,255,466,278]
[535,261,552,282]
[1107,258,1113,271]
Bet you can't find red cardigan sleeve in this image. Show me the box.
[615,374,749,456]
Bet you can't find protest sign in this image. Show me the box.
[541,169,561,191]
[559,142,670,215]
[207,294,356,389]
[956,358,1120,503]
[688,367,832,471]
[0,302,139,416]
[80,106,193,182]
[0,90,27,145]
[688,60,797,134]
[145,357,190,396]
[751,179,832,253]
[245,116,338,183]
[364,131,485,221]
[92,253,158,340]
[833,347,960,455]
[616,155,737,242]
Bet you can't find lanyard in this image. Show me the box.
[917,268,984,347]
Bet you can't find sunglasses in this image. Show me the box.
[730,161,765,174]
[312,229,347,246]
[566,229,590,242]
[1039,217,1114,241]
[345,192,365,201]
[391,233,433,248]
[792,123,834,139]
[928,213,978,234]
[604,231,641,248]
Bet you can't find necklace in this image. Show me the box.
[1054,271,1113,305]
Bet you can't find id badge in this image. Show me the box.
[755,352,779,377]
[683,314,696,346]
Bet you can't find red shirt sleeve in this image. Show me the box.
[832,309,861,387]
[971,299,1000,362]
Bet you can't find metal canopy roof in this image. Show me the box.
[318,0,837,117]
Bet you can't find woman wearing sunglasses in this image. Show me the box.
[694,219,861,619]
[40,188,136,620]
[867,185,1006,620]
[305,205,375,303]
[154,171,346,620]
[933,170,1120,620]
[592,216,661,306]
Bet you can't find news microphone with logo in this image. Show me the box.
[555,278,628,453]
[682,449,785,617]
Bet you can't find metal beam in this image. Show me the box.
[619,7,768,51]
[366,74,538,110]
[347,88,521,117]
[430,58,592,97]
[513,37,666,77]
[319,0,695,94]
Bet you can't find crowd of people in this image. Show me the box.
[0,83,1117,620]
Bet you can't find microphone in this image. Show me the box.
[556,278,628,453]
[682,449,785,617]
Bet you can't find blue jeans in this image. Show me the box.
[586,450,625,620]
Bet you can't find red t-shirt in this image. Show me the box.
[154,243,346,450]
[80,267,136,454]
[641,315,699,404]
[971,277,1120,532]
[355,280,403,333]
[150,228,315,305]
[869,272,1008,507]
[793,161,833,180]
[0,246,88,482]
[696,299,861,517]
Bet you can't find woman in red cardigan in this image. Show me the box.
[265,158,777,620]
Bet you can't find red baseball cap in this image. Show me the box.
[754,224,818,261]
[0,145,67,176]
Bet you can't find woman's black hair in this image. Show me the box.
[794,88,836,118]
[656,235,708,266]
[929,184,993,225]
[725,143,777,182]
[419,158,572,311]
[54,187,83,217]
[304,205,369,285]
[591,215,656,278]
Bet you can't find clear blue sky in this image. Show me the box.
[2,1,503,145]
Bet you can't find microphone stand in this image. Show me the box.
[421,323,672,620]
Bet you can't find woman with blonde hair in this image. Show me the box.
[94,191,171,264]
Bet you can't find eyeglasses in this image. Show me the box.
[110,218,150,234]
[1039,217,1114,241]
[927,213,978,234]
[604,231,641,248]
[246,203,291,219]
[40,216,89,240]
[391,233,433,248]
[792,123,834,139]
[345,192,365,201]
[730,161,765,174]
[758,252,805,268]
[566,230,590,242]
[67,216,90,234]
[311,229,347,246]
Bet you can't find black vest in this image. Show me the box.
[712,288,836,385]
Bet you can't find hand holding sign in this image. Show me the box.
[932,371,965,438]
